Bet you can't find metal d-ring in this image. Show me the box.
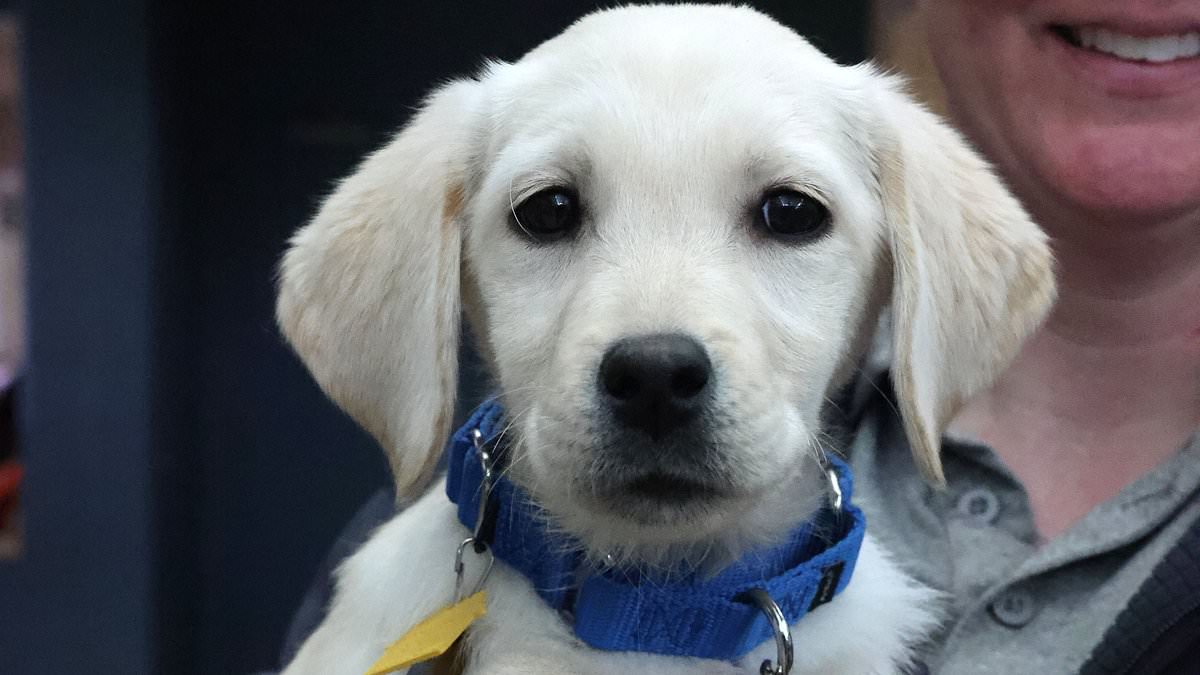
[744,588,793,675]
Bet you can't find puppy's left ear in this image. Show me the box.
[873,76,1056,485]
[277,80,482,498]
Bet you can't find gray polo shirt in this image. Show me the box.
[850,377,1200,674]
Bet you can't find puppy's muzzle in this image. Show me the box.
[598,333,712,439]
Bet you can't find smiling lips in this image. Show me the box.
[1054,24,1200,63]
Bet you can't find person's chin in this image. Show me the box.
[1026,118,1200,224]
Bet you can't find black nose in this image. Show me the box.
[598,333,712,438]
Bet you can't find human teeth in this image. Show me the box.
[1075,26,1200,62]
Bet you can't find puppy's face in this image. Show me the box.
[278,6,1055,567]
[465,12,887,559]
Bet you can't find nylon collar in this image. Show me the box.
[445,401,866,663]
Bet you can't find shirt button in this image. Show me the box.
[956,487,1001,526]
[990,589,1037,628]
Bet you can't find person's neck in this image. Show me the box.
[951,206,1200,541]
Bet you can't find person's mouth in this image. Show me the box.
[1051,25,1200,64]
[1044,21,1200,98]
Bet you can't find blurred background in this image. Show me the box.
[0,1,944,673]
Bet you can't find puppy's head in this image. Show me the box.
[278,6,1054,564]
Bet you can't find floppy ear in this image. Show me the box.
[277,80,481,497]
[875,79,1056,485]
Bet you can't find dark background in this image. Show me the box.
[1,1,868,672]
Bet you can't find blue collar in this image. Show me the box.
[445,401,866,663]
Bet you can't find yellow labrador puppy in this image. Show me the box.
[277,5,1054,674]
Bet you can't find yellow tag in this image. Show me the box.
[365,591,487,675]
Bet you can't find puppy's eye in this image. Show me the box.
[756,189,831,241]
[512,188,580,241]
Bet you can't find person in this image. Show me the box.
[848,1,1199,672]
[279,3,1199,672]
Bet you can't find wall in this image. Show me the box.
[0,0,156,671]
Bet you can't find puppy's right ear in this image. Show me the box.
[277,80,481,498]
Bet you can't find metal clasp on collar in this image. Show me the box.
[818,453,843,512]
[453,428,499,602]
[453,536,494,602]
[743,588,793,675]
[471,428,497,538]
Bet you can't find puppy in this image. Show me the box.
[276,5,1055,674]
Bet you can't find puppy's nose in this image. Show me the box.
[599,333,712,438]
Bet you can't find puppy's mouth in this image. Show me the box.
[619,472,728,503]
[588,469,739,526]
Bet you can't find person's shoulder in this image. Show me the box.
[1081,512,1200,675]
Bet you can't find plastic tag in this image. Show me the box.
[364,591,487,675]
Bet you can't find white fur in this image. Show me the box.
[277,5,1055,674]
[287,484,941,675]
